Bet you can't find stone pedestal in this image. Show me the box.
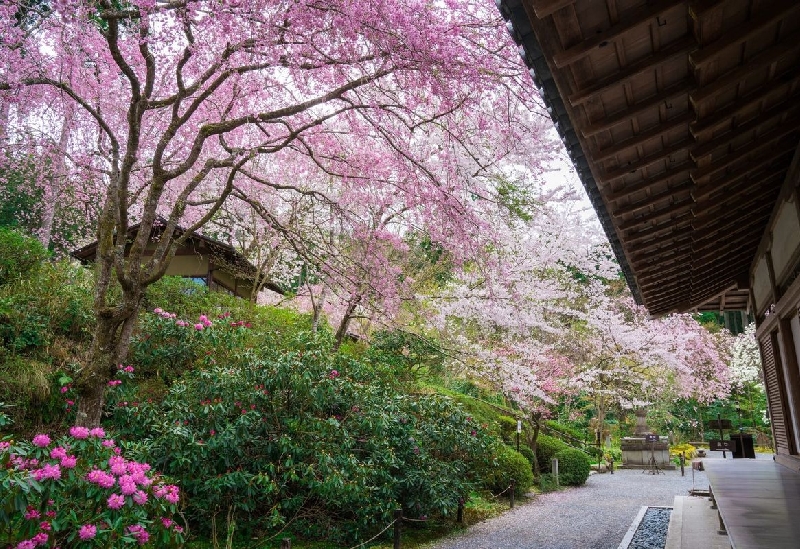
[620,437,675,470]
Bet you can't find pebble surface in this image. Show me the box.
[628,507,671,549]
[426,467,710,549]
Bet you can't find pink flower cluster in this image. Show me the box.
[153,307,177,320]
[2,431,182,546]
[328,370,340,379]
[127,524,150,545]
[153,484,180,505]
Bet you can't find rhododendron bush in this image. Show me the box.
[0,430,183,547]
[108,332,493,543]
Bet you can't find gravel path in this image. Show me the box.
[427,467,710,549]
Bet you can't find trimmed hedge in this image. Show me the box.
[534,434,569,473]
[480,443,534,497]
[553,448,591,486]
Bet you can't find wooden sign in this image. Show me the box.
[710,439,736,452]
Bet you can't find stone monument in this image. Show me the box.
[620,409,675,470]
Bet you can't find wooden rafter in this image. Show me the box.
[690,30,800,108]
[691,71,800,138]
[689,2,800,70]
[617,198,694,232]
[600,139,690,184]
[691,103,800,161]
[612,183,693,219]
[629,234,693,264]
[691,122,800,183]
[581,80,692,138]
[552,0,685,68]
[595,113,692,164]
[692,186,779,230]
[568,36,695,107]
[607,161,692,202]
[531,0,576,19]
[691,144,796,201]
[690,201,775,241]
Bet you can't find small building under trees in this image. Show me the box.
[72,221,283,301]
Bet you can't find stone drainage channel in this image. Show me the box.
[617,506,672,549]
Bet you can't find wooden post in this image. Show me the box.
[457,500,464,524]
[281,539,291,549]
[510,480,515,508]
[552,458,559,487]
[680,452,685,477]
[394,508,402,549]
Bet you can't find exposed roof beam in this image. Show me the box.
[629,234,694,264]
[691,104,800,161]
[595,113,692,164]
[689,2,800,69]
[691,70,800,138]
[690,201,775,241]
[616,198,694,232]
[691,143,796,201]
[625,224,693,250]
[690,29,800,108]
[600,139,691,184]
[691,121,800,182]
[606,161,692,202]
[531,0,576,19]
[612,183,693,219]
[581,80,693,138]
[692,184,780,230]
[621,213,692,243]
[568,36,695,107]
[552,0,685,68]
[692,165,786,208]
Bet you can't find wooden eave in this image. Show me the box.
[71,220,285,296]
[498,0,800,315]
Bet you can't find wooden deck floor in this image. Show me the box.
[703,458,800,549]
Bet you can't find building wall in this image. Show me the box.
[754,148,800,470]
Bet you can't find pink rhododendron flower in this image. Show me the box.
[119,475,137,495]
[39,521,51,531]
[31,533,48,545]
[102,439,116,448]
[0,441,10,452]
[87,469,115,488]
[24,509,40,520]
[161,517,174,528]
[60,455,77,469]
[15,540,35,549]
[69,426,89,439]
[33,463,61,481]
[153,307,163,314]
[328,370,339,379]
[194,323,204,330]
[89,427,105,438]
[124,366,134,373]
[32,434,50,447]
[78,524,97,540]
[50,447,67,460]
[108,379,122,386]
[108,455,127,475]
[107,493,125,510]
[60,386,69,393]
[133,490,148,505]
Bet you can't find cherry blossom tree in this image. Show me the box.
[1,1,553,425]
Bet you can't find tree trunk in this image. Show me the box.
[528,413,542,477]
[333,294,360,350]
[75,295,141,427]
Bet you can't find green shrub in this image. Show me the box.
[478,443,534,497]
[497,415,519,443]
[0,227,47,287]
[534,434,569,473]
[553,448,591,486]
[518,444,536,472]
[0,261,94,352]
[111,331,493,544]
